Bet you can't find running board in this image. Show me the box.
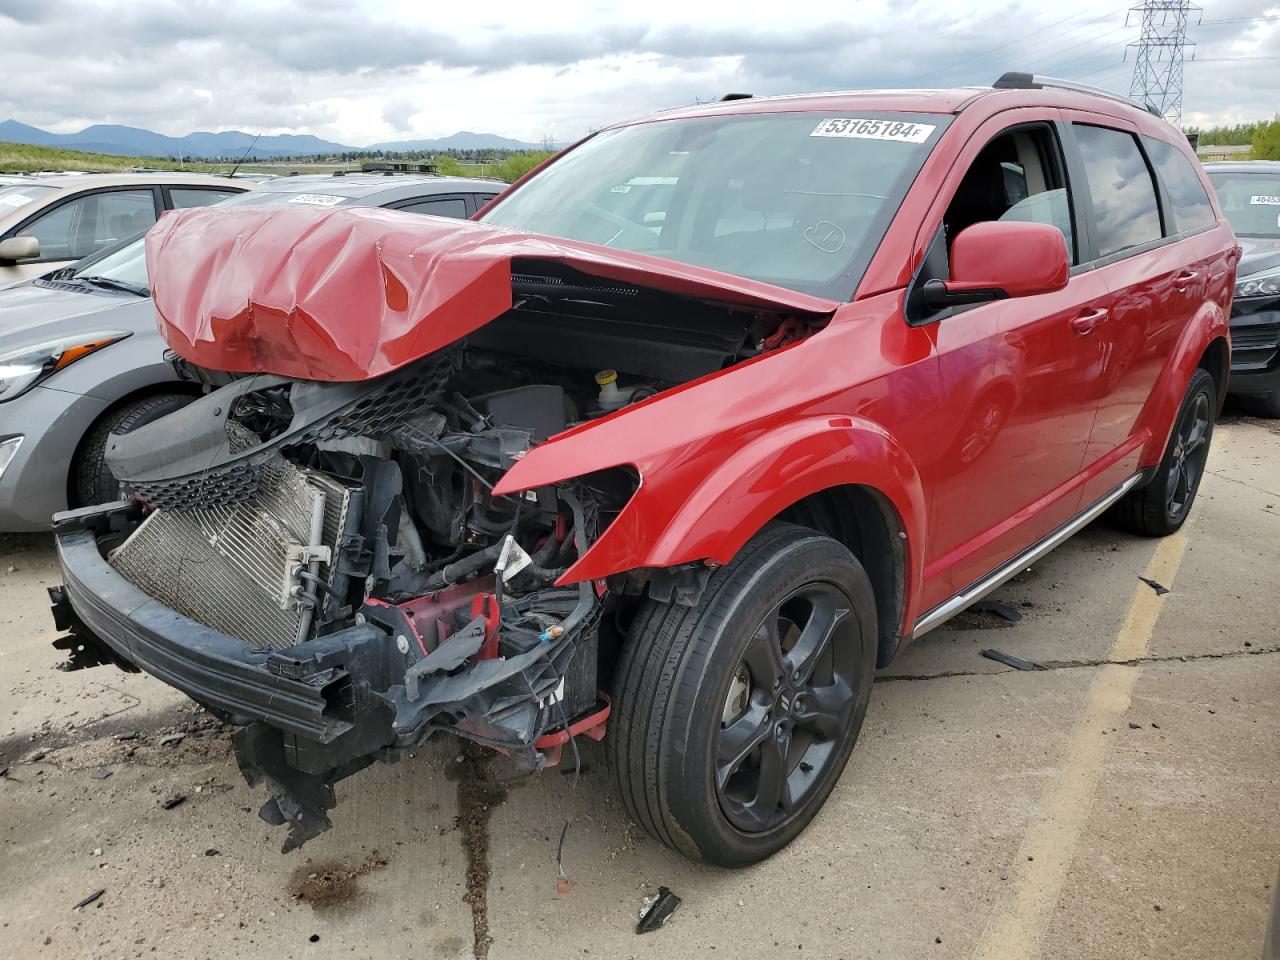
[911,473,1144,639]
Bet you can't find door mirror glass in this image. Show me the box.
[0,236,40,261]
[925,221,1069,308]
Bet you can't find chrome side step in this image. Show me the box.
[911,473,1144,639]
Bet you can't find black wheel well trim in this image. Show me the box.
[67,382,204,506]
[1197,336,1230,409]
[772,483,907,669]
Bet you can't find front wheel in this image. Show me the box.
[1114,368,1216,537]
[608,523,877,867]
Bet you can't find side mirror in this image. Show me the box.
[0,236,40,262]
[924,221,1069,309]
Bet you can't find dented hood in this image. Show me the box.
[145,205,839,381]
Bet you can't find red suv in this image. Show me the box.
[49,74,1236,867]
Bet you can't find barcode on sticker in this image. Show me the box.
[288,193,345,207]
[810,118,936,143]
[1250,195,1280,206]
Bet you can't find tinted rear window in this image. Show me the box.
[1072,124,1162,258]
[1143,137,1216,234]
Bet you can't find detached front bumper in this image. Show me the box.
[50,501,567,850]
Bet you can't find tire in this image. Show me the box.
[608,522,877,867]
[72,393,194,507]
[1114,368,1216,537]
[1239,387,1280,419]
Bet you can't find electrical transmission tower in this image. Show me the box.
[1126,1,1201,126]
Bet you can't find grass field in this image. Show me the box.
[0,141,554,182]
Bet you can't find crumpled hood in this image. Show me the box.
[145,205,838,381]
[0,279,151,353]
[1237,236,1280,278]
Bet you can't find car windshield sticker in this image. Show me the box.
[810,119,936,143]
[288,193,346,207]
[1249,195,1280,205]
[0,193,35,208]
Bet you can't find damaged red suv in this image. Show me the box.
[49,74,1237,866]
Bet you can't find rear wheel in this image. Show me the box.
[1114,368,1216,537]
[72,393,194,507]
[608,523,877,866]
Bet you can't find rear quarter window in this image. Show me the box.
[1142,137,1216,234]
[1072,124,1162,258]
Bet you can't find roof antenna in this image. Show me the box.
[227,133,262,179]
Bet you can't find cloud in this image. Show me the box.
[0,0,1275,144]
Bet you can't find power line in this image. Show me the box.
[933,6,1122,82]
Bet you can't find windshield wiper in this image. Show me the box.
[77,275,150,298]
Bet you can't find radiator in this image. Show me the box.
[108,458,353,650]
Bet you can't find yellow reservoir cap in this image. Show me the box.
[594,369,618,386]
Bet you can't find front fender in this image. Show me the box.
[499,412,926,615]
[1136,299,1229,467]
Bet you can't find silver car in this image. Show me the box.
[0,173,504,531]
[0,172,254,285]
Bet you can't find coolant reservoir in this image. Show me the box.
[594,369,627,412]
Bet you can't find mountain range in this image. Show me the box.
[0,119,546,158]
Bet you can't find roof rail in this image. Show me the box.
[993,72,1163,119]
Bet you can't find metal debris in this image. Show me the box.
[970,599,1024,622]
[1138,576,1170,596]
[161,794,187,810]
[73,888,105,910]
[637,886,682,934]
[980,648,1044,671]
[158,734,185,747]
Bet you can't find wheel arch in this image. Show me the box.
[774,483,909,667]
[66,381,202,506]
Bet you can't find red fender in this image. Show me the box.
[1135,299,1229,468]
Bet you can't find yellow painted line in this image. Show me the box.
[970,528,1190,960]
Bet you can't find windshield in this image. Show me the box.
[0,184,57,215]
[74,235,149,289]
[1208,171,1280,238]
[66,190,358,290]
[480,111,948,299]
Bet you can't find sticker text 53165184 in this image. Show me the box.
[810,118,936,143]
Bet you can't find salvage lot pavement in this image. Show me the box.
[1,414,1277,960]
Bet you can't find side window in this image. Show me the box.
[169,188,239,209]
[1071,125,1162,257]
[1142,137,1216,235]
[19,189,156,261]
[942,125,1076,263]
[398,197,469,219]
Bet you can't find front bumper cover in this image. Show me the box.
[51,501,568,850]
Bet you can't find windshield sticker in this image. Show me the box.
[0,193,35,208]
[810,118,936,143]
[1249,195,1280,206]
[288,193,346,207]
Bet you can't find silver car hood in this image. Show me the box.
[0,280,156,352]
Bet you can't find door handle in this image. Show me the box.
[1071,308,1108,335]
[1173,270,1201,291]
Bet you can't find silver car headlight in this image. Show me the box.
[0,331,131,403]
[1235,267,1280,301]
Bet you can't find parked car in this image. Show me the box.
[0,173,254,285]
[0,173,504,531]
[1205,161,1280,415]
[48,74,1235,866]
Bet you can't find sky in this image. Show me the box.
[0,0,1277,145]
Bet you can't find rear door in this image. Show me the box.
[1063,118,1224,507]
[910,112,1111,598]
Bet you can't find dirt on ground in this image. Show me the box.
[0,415,1277,960]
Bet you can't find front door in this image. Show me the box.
[914,119,1109,598]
